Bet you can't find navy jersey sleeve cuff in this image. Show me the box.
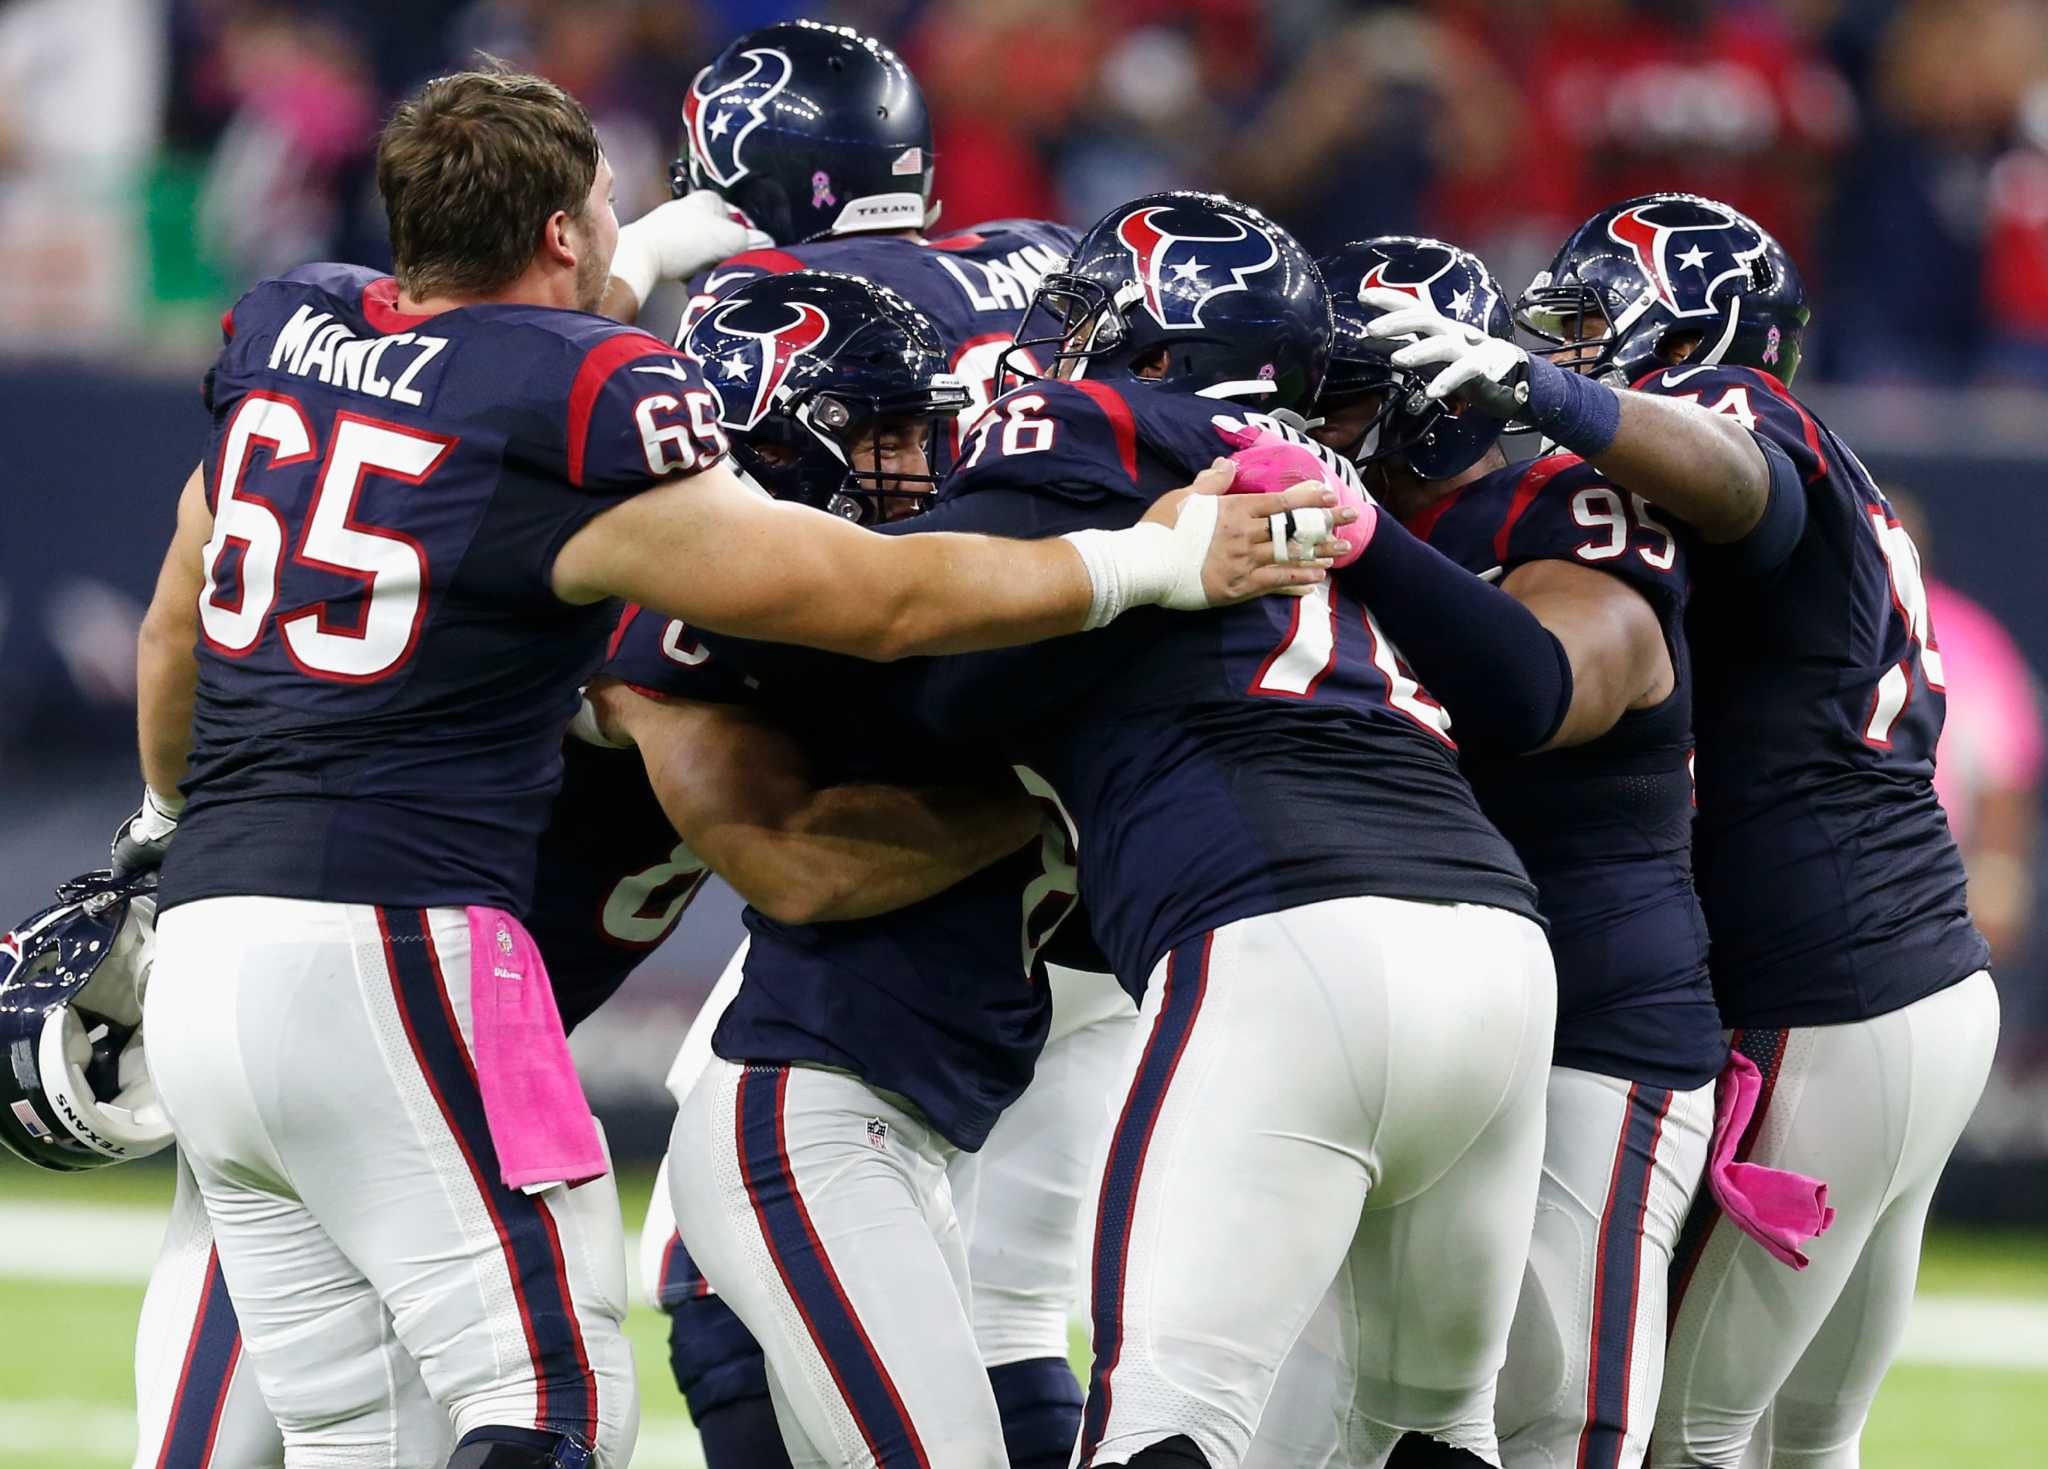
[1716,432,1808,578]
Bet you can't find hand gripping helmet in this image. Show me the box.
[1516,192,1809,386]
[1317,235,1512,480]
[1004,190,1331,415]
[673,20,936,245]
[682,270,971,524]
[0,869,172,1171]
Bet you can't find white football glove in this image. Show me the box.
[1361,286,1532,420]
[609,191,774,306]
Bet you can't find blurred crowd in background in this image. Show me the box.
[8,0,2048,382]
[2,0,2048,1147]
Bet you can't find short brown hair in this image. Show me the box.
[377,65,602,300]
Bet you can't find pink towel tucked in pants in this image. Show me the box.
[466,906,606,1191]
[1709,1048,1835,1269]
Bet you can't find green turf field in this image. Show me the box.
[4,1159,2044,1467]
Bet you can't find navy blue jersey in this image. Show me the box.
[526,736,709,1032]
[1413,454,1721,1088]
[890,380,1538,993]
[161,264,727,915]
[1635,363,1987,1025]
[679,220,1078,451]
[608,608,1071,1151]
[522,608,748,1030]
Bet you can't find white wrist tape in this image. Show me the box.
[142,785,185,821]
[1063,492,1223,629]
[608,225,662,307]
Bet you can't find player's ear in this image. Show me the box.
[538,208,579,271]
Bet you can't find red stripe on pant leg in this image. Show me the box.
[1580,1085,1643,1469]
[1610,1091,1671,1465]
[734,1068,907,1465]
[1577,1086,1673,1469]
[1668,1029,1754,1332]
[1079,933,1213,1463]
[377,909,552,1430]
[419,912,600,1444]
[772,1074,932,1468]
[155,1249,223,1469]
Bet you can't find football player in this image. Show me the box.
[850,190,1628,1468]
[665,20,1079,439]
[630,271,1130,1469]
[1380,193,1999,1468]
[656,22,1145,1465]
[111,275,1055,1469]
[1246,237,1723,1469]
[605,269,1121,1467]
[120,67,1343,1469]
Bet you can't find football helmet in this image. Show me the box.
[682,270,970,524]
[672,20,935,246]
[0,869,172,1171]
[1517,192,1809,386]
[1004,190,1331,414]
[1318,235,1512,480]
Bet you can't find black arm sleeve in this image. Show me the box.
[1337,517,1576,754]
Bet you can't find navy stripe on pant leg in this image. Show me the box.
[156,1246,242,1469]
[734,1064,931,1468]
[1078,933,1213,1464]
[376,907,597,1443]
[1578,1084,1673,1469]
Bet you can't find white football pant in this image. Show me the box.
[1248,1068,1714,1469]
[1651,970,1998,1468]
[949,964,1137,1368]
[671,1056,1006,1467]
[133,1150,449,1469]
[145,898,636,1468]
[1075,895,1556,1468]
[1496,1068,1715,1468]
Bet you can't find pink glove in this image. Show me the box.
[1215,423,1377,567]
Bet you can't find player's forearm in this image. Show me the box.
[728,783,1041,924]
[136,602,197,796]
[556,460,1339,656]
[135,465,210,797]
[1584,390,1771,543]
[849,532,1096,658]
[1521,359,1769,543]
[1340,518,1575,754]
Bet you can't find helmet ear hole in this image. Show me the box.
[1657,329,1705,366]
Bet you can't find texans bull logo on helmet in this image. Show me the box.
[1115,205,1282,331]
[1605,198,1767,319]
[1358,246,1457,305]
[684,47,794,188]
[694,299,832,428]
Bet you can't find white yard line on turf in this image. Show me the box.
[6,1200,2048,1372]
